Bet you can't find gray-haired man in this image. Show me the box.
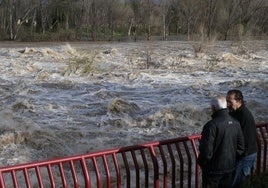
[198,96,245,188]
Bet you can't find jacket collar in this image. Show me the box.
[212,109,228,119]
[231,104,245,116]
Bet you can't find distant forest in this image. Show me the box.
[0,0,267,41]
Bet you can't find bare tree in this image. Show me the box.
[218,0,265,39]
[129,0,143,40]
[3,0,40,40]
[238,0,265,36]
[159,0,173,40]
[218,0,241,40]
[253,5,268,35]
[6,0,15,40]
[164,0,181,36]
[201,0,220,39]
[177,0,201,40]
[141,0,154,40]
[105,0,130,40]
[0,0,267,41]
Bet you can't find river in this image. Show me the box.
[0,40,267,166]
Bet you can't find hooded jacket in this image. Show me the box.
[198,109,245,174]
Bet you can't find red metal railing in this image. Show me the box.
[255,123,268,175]
[0,123,267,188]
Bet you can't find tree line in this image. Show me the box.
[0,0,267,41]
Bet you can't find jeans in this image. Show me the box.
[232,152,257,188]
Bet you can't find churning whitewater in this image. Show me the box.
[0,41,267,166]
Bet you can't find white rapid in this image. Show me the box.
[0,40,267,166]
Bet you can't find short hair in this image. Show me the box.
[227,89,244,103]
[211,96,227,110]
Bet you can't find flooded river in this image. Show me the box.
[0,40,267,166]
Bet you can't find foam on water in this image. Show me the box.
[0,41,267,166]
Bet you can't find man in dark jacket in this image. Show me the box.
[198,96,245,188]
[226,89,258,187]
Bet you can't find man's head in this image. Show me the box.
[211,96,227,113]
[226,90,244,112]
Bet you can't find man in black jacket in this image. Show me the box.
[226,89,258,187]
[198,96,244,188]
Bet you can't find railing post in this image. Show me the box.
[149,145,159,188]
[190,138,201,188]
[0,173,6,188]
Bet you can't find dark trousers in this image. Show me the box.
[202,170,234,188]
